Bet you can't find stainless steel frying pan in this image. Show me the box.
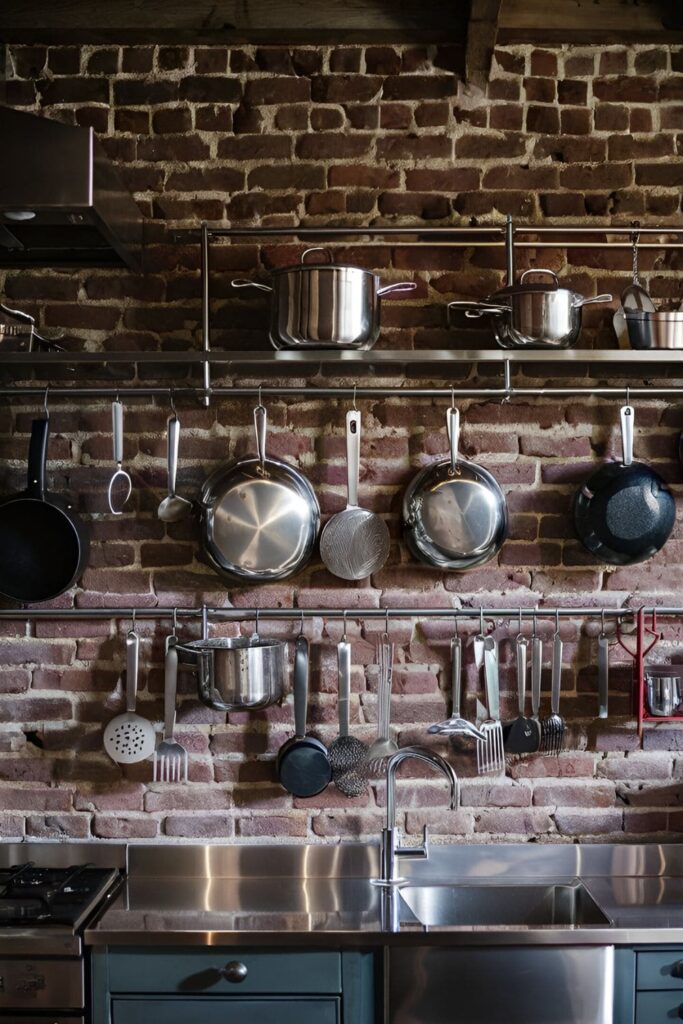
[198,404,320,581]
[402,407,508,570]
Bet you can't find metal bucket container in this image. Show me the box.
[177,635,288,712]
[625,310,683,349]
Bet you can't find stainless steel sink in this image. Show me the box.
[400,880,610,927]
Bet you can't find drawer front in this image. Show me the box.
[637,951,683,990]
[107,950,341,996]
[112,997,339,1024]
[636,990,683,1023]
[0,957,83,1011]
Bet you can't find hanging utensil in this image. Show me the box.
[0,408,89,603]
[428,624,486,741]
[154,617,189,783]
[402,406,508,570]
[277,631,331,798]
[199,401,319,582]
[503,614,539,754]
[158,399,192,523]
[616,231,655,348]
[598,611,610,720]
[108,398,132,515]
[573,400,675,565]
[329,628,368,797]
[530,613,543,745]
[477,635,504,775]
[541,616,565,756]
[103,625,156,765]
[320,407,390,581]
[366,625,398,776]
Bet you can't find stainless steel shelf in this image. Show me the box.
[0,348,681,366]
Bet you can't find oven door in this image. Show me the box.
[0,957,83,1011]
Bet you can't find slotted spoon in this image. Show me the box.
[103,628,155,765]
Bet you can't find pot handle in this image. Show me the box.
[26,416,49,500]
[573,293,613,309]
[446,406,460,474]
[346,408,361,508]
[302,247,333,264]
[254,403,268,467]
[519,269,559,289]
[448,300,509,318]
[621,403,634,467]
[293,633,309,740]
[231,279,273,293]
[377,281,418,297]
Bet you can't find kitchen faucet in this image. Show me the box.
[374,746,459,887]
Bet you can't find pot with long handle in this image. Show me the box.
[198,402,319,582]
[232,247,416,350]
[402,406,508,570]
[573,403,675,565]
[449,269,612,349]
[0,416,89,603]
[277,633,332,798]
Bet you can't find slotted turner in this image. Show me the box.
[503,631,539,754]
[477,635,504,775]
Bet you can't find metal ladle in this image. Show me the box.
[158,396,192,522]
[107,398,132,516]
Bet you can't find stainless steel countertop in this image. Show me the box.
[81,841,683,948]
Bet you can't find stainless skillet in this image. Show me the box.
[402,407,508,570]
[198,403,320,581]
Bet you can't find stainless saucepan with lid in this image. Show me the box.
[232,247,416,351]
[177,610,288,712]
[449,269,612,349]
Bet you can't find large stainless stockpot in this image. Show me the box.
[625,310,683,349]
[177,634,288,712]
[232,248,416,350]
[449,269,612,349]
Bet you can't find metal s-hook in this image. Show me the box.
[299,609,305,637]
[342,609,349,641]
[169,387,177,418]
[384,608,390,636]
[172,607,178,637]
[352,384,357,411]
[131,608,137,633]
[554,607,560,637]
[43,386,50,421]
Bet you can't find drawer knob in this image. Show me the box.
[223,961,248,983]
[672,960,683,980]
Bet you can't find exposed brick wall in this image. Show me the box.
[1,40,683,842]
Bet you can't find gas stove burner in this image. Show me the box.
[0,898,49,922]
[0,864,121,928]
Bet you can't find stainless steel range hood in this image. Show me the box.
[0,106,143,271]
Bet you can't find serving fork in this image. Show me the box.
[153,635,189,783]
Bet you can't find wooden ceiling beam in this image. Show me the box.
[0,0,469,44]
[498,0,683,44]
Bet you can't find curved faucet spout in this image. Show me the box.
[375,745,460,887]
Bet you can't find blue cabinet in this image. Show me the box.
[615,947,683,1024]
[91,948,375,1024]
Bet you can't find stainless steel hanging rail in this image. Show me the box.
[0,605,679,621]
[1,385,683,400]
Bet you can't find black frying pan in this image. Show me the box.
[277,633,331,798]
[573,404,675,566]
[0,417,89,602]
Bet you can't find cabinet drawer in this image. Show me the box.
[637,951,683,990]
[107,950,341,996]
[112,997,339,1024]
[636,990,683,1022]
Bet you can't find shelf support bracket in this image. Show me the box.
[200,222,211,408]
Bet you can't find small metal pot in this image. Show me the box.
[625,310,683,349]
[232,248,416,351]
[177,634,288,712]
[645,671,682,717]
[449,270,612,349]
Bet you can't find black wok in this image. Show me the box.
[573,404,675,565]
[0,417,89,602]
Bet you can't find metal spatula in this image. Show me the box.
[477,636,504,775]
[503,632,539,754]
